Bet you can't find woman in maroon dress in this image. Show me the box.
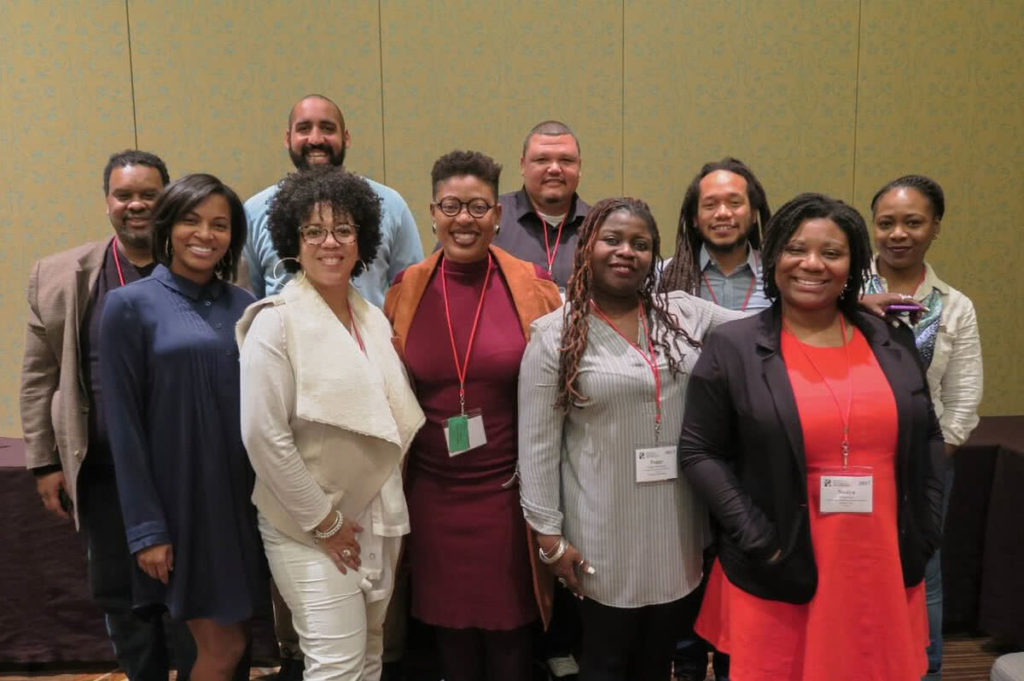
[383,150,562,681]
[678,193,945,681]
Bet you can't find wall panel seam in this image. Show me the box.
[125,0,139,148]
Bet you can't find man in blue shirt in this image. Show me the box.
[243,94,422,306]
[660,157,773,313]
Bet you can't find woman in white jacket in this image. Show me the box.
[237,167,424,681]
[865,174,983,680]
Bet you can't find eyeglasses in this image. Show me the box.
[299,223,358,245]
[433,197,494,219]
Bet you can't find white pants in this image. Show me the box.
[259,514,400,681]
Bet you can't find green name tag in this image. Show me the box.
[446,415,470,453]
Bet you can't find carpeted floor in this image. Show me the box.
[0,635,1010,681]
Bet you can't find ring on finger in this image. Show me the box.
[558,577,567,587]
[341,548,352,559]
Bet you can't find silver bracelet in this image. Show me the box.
[538,536,568,565]
[312,510,344,543]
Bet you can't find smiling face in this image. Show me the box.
[169,193,232,284]
[297,202,360,290]
[431,174,501,264]
[520,133,581,212]
[774,217,850,313]
[106,165,165,250]
[872,186,940,274]
[590,209,655,305]
[286,97,350,169]
[696,170,754,253]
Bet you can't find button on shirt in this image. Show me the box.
[698,244,771,311]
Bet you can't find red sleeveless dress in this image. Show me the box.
[696,326,928,681]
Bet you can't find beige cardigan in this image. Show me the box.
[237,275,425,547]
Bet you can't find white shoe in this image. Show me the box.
[547,654,580,678]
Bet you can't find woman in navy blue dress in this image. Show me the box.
[100,174,266,681]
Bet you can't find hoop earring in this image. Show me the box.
[357,259,368,275]
[165,240,173,261]
[431,221,437,234]
[272,256,300,280]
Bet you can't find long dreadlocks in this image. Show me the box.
[556,197,701,411]
[659,157,771,295]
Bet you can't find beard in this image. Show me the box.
[116,224,153,251]
[290,143,346,170]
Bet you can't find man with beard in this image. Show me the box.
[493,120,589,292]
[243,94,422,306]
[660,157,772,313]
[21,150,195,679]
[659,158,772,680]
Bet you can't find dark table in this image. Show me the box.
[0,437,276,665]
[943,416,1024,646]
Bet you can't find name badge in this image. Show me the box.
[635,445,677,483]
[819,466,874,514]
[444,409,487,457]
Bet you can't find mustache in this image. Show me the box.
[303,143,333,155]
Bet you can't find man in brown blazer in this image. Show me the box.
[20,150,193,680]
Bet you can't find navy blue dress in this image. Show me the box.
[100,265,266,623]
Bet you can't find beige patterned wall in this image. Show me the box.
[1,0,1021,436]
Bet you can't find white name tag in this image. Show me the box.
[635,445,678,483]
[443,409,487,457]
[820,473,873,514]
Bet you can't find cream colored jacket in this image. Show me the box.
[237,275,425,549]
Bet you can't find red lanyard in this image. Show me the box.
[441,255,493,414]
[589,300,662,436]
[537,212,568,274]
[788,316,853,468]
[111,240,127,286]
[701,251,757,311]
[349,316,365,354]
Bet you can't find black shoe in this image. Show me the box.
[276,657,304,681]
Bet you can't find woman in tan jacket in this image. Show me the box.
[384,150,561,681]
[238,167,424,681]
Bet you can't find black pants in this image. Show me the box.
[77,461,196,681]
[579,596,691,681]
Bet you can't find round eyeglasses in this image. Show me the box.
[299,223,358,245]
[433,197,494,219]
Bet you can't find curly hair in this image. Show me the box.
[151,173,246,282]
[659,157,771,294]
[267,167,383,278]
[760,193,873,317]
[556,197,700,411]
[870,174,945,221]
[430,150,502,198]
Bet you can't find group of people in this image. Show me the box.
[21,92,982,681]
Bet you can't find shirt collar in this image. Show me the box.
[699,243,759,273]
[152,263,226,301]
[869,258,949,298]
[513,187,588,225]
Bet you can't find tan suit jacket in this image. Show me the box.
[20,238,110,527]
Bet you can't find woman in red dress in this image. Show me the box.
[678,193,945,681]
[383,150,562,681]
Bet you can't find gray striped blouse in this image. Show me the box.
[518,291,744,608]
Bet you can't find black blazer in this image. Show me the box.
[678,304,945,604]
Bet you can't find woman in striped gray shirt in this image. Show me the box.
[518,197,742,680]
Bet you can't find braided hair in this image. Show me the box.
[556,197,700,411]
[659,157,771,294]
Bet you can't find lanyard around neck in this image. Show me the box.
[701,251,757,311]
[589,300,662,437]
[787,315,854,468]
[537,211,568,275]
[440,254,494,414]
[111,240,127,287]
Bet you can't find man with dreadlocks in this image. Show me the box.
[518,197,746,681]
[660,158,772,313]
